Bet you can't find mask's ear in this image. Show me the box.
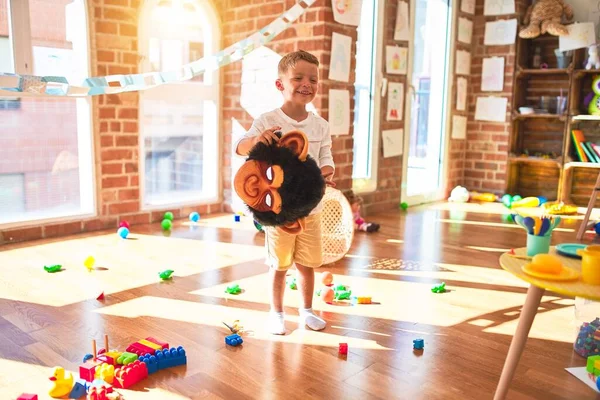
[277,218,305,235]
[279,131,309,162]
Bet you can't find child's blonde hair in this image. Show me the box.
[278,50,319,76]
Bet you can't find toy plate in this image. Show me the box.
[556,243,586,259]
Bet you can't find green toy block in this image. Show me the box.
[225,284,241,294]
[587,355,600,374]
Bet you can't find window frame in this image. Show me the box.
[137,0,222,210]
[352,0,385,195]
[0,0,96,229]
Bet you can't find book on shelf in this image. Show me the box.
[571,129,600,163]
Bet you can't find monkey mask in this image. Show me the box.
[234,130,325,234]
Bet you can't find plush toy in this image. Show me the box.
[343,190,380,233]
[519,0,574,39]
[587,45,600,70]
[233,130,325,234]
[589,75,600,116]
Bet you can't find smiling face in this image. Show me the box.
[276,59,319,106]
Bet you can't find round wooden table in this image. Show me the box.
[495,246,600,400]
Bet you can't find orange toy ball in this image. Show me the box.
[321,287,335,303]
[321,271,334,286]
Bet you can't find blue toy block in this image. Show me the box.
[69,378,89,399]
[82,353,93,363]
[155,346,187,370]
[139,352,159,374]
[413,338,424,350]
[225,334,243,346]
[234,215,241,222]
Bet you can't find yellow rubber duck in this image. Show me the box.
[48,366,74,398]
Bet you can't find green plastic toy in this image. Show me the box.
[159,269,174,280]
[431,282,447,293]
[164,211,174,221]
[161,219,172,230]
[287,277,297,290]
[225,283,241,294]
[116,352,138,365]
[589,76,600,116]
[44,264,62,273]
[335,290,352,300]
[400,202,408,210]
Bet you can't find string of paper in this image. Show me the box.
[0,0,315,98]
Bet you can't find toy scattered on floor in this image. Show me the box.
[287,276,297,290]
[84,256,95,271]
[320,286,335,303]
[223,320,244,334]
[49,366,74,398]
[522,253,579,281]
[225,333,243,346]
[159,269,174,280]
[118,220,129,229]
[117,227,129,239]
[400,202,408,210]
[321,271,334,286]
[163,211,174,221]
[17,393,38,400]
[413,339,424,350]
[234,214,241,222]
[225,283,242,294]
[44,264,62,273]
[448,185,469,202]
[351,296,372,305]
[469,191,497,202]
[189,211,200,222]
[542,201,578,215]
[253,219,264,232]
[338,343,348,355]
[343,190,380,232]
[161,219,172,231]
[431,282,447,293]
[96,292,105,301]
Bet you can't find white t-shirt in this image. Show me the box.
[234,108,335,215]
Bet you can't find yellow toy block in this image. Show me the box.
[357,296,372,304]
[95,363,115,384]
[138,339,162,350]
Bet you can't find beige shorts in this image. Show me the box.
[264,213,323,271]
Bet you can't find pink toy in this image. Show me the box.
[321,271,333,286]
[118,220,130,229]
[17,394,38,400]
[343,190,380,232]
[339,343,348,355]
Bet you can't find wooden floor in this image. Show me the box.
[1,202,599,399]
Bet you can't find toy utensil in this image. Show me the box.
[533,217,542,235]
[549,216,561,232]
[539,217,550,236]
[523,217,535,235]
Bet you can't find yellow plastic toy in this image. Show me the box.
[48,366,74,398]
[84,255,95,271]
[95,363,115,384]
[522,254,579,281]
[578,245,600,285]
[469,191,497,202]
[542,201,579,215]
[511,196,540,209]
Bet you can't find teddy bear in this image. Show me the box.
[518,0,574,39]
[587,45,600,70]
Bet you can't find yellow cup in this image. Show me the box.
[577,245,600,285]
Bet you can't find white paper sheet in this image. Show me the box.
[484,0,515,16]
[458,17,473,44]
[461,0,475,14]
[565,367,600,393]
[482,57,505,92]
[329,89,350,135]
[332,0,362,26]
[484,19,517,45]
[386,46,408,75]
[382,129,404,158]
[456,50,471,76]
[386,82,404,121]
[394,1,410,41]
[456,77,467,111]
[452,115,467,139]
[559,22,597,52]
[329,32,352,82]
[475,97,508,122]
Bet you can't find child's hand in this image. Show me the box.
[322,171,336,187]
[253,126,282,146]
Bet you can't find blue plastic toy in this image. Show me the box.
[189,212,200,222]
[139,353,159,374]
[225,333,243,346]
[413,338,424,350]
[69,379,89,399]
[82,353,93,363]
[155,346,186,370]
[234,215,241,222]
[117,226,129,239]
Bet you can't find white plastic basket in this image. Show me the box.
[321,187,354,265]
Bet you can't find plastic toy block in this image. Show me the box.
[225,284,241,294]
[126,341,156,356]
[234,215,241,222]
[145,337,169,349]
[335,290,351,300]
[86,385,114,400]
[413,339,424,350]
[83,353,94,363]
[431,283,447,293]
[587,355,600,374]
[351,296,372,305]
[80,359,103,382]
[113,360,148,389]
[138,339,162,351]
[17,394,38,400]
[155,346,187,370]
[90,379,113,391]
[225,334,243,347]
[139,353,159,374]
[339,343,348,355]
[116,352,139,365]
[69,379,89,399]
[97,351,120,365]
[95,363,115,384]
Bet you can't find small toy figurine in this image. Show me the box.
[431,282,447,293]
[158,270,174,280]
[343,190,380,233]
[225,283,241,294]
[413,339,424,350]
[44,264,63,273]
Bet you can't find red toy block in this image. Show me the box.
[79,360,103,382]
[96,292,105,301]
[113,360,148,389]
[17,394,38,400]
[338,343,348,355]
[126,341,156,356]
[87,385,113,400]
[146,336,169,349]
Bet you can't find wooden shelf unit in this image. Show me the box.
[508,31,600,206]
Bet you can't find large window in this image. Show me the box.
[138,0,220,208]
[352,0,383,193]
[0,0,94,226]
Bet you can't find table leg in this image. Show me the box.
[493,284,545,400]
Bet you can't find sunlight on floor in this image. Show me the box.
[436,218,575,233]
[0,233,264,306]
[180,213,259,232]
[95,296,391,350]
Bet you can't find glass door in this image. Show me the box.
[401,0,454,205]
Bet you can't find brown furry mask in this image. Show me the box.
[234,130,325,234]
